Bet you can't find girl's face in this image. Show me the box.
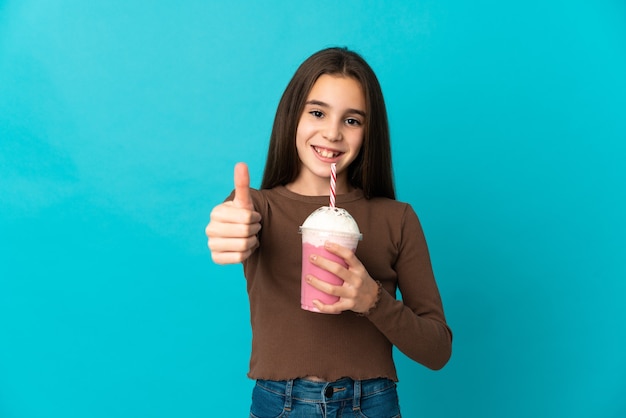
[289,74,366,196]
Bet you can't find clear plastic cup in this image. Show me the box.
[299,207,362,314]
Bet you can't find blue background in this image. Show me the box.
[1,1,625,417]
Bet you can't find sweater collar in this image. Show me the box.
[272,185,364,205]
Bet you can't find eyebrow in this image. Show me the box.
[305,100,367,118]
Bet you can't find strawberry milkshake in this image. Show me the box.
[299,206,362,313]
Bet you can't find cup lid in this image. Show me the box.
[298,226,362,240]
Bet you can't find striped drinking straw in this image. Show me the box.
[329,163,336,208]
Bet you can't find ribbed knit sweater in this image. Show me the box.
[238,186,452,382]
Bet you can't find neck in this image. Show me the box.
[286,174,351,196]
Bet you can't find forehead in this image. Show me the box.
[307,74,366,110]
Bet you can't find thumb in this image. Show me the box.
[233,162,253,210]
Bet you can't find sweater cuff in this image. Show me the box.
[361,284,398,323]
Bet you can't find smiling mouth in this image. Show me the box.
[313,146,342,159]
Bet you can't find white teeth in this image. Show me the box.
[314,147,340,158]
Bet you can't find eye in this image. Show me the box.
[345,118,362,126]
[309,110,324,118]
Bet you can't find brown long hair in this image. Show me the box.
[260,47,395,200]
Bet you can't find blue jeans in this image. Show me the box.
[249,377,402,418]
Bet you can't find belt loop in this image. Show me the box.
[352,379,362,411]
[284,380,294,411]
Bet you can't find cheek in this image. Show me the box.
[295,123,314,147]
[294,128,309,159]
[294,128,305,150]
[350,132,364,153]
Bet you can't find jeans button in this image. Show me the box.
[324,386,334,398]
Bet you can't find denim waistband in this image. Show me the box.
[256,377,396,404]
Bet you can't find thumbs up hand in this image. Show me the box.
[206,163,262,264]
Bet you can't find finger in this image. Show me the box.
[308,253,351,283]
[210,248,256,265]
[312,299,350,314]
[208,237,260,265]
[209,201,261,225]
[206,214,262,238]
[323,241,357,262]
[306,274,355,298]
[233,162,253,210]
[208,236,259,253]
[322,241,361,271]
[305,274,337,294]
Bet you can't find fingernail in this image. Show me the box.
[309,254,317,261]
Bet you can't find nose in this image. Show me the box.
[322,120,343,142]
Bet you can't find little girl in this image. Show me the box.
[206,47,451,417]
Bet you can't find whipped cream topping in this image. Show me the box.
[301,206,361,235]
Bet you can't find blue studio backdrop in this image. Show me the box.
[1,1,625,417]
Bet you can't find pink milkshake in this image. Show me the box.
[299,206,362,313]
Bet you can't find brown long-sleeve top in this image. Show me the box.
[240,185,452,382]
